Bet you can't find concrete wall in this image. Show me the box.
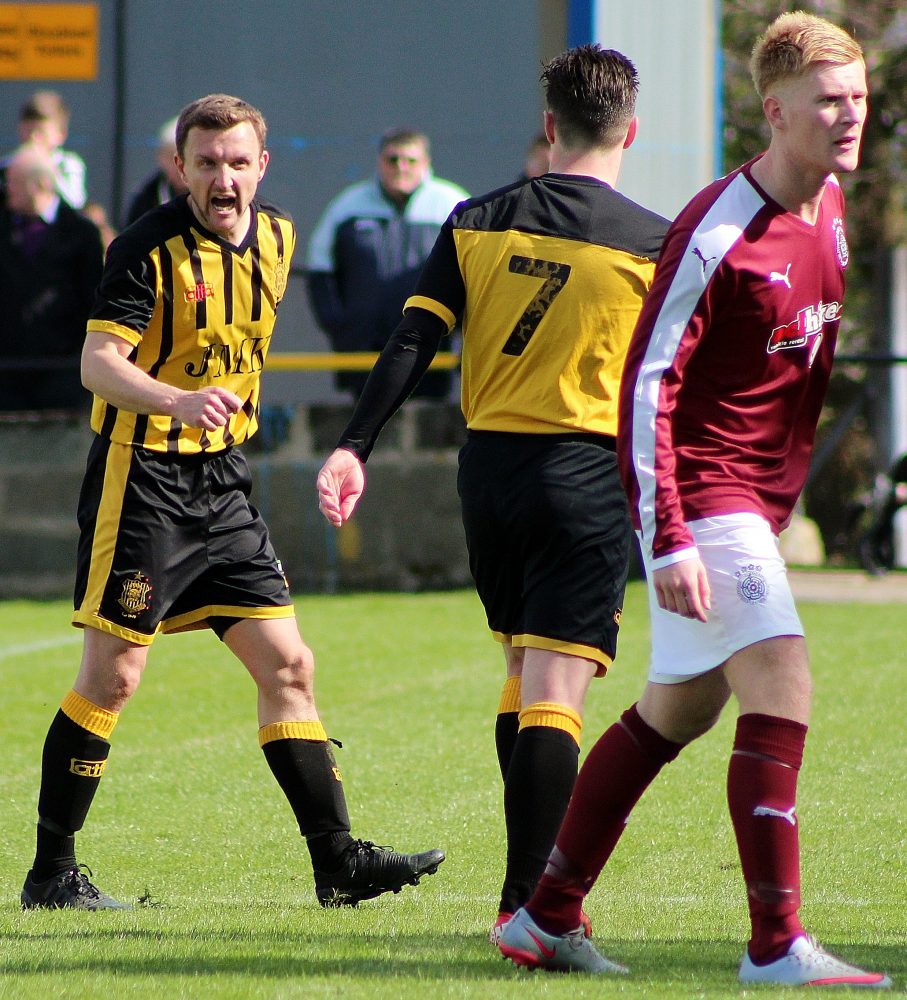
[0,404,471,600]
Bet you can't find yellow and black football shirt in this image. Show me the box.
[408,173,668,436]
[87,194,294,453]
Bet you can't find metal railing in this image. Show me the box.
[0,352,460,373]
[266,351,459,372]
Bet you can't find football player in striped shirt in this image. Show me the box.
[21,94,443,913]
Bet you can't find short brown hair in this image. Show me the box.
[541,44,638,150]
[19,89,70,124]
[175,94,267,158]
[379,127,430,156]
[750,11,864,99]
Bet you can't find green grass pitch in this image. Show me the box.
[0,585,902,998]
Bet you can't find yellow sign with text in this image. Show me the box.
[0,3,98,80]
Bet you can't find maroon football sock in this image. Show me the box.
[727,713,807,964]
[527,703,683,935]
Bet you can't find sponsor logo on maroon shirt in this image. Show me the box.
[767,300,842,355]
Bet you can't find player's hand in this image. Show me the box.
[316,448,365,526]
[653,559,711,622]
[173,386,243,430]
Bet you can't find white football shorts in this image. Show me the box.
[640,512,804,683]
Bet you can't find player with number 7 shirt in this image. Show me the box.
[316,44,669,941]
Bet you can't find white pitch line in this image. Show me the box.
[0,634,81,661]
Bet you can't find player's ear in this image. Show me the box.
[258,148,270,179]
[763,94,784,131]
[623,116,638,150]
[175,155,188,187]
[543,110,556,145]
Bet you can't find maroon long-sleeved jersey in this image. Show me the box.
[619,157,849,567]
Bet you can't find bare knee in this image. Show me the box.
[673,702,726,743]
[75,640,146,713]
[638,671,732,745]
[109,663,143,706]
[725,637,812,724]
[641,700,726,744]
[282,645,316,694]
[257,643,316,702]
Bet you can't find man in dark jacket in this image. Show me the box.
[123,117,188,227]
[0,144,103,410]
[305,128,467,398]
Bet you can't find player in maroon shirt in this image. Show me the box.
[498,11,891,988]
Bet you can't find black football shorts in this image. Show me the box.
[457,430,631,674]
[72,436,294,644]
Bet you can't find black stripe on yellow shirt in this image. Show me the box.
[87,195,295,453]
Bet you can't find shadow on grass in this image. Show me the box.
[0,925,901,986]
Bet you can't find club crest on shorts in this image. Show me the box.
[117,570,153,617]
[735,563,768,604]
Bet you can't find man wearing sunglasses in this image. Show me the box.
[306,128,467,399]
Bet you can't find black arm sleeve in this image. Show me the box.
[335,307,448,461]
[305,270,346,336]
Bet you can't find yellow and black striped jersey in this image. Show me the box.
[86,194,295,453]
[406,173,668,435]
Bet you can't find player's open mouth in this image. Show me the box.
[212,196,236,212]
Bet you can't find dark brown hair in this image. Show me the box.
[379,127,430,157]
[541,44,638,149]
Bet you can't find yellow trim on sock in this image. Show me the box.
[518,701,582,744]
[498,675,521,714]
[61,690,118,740]
[258,720,327,747]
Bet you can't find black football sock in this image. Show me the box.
[495,713,520,781]
[499,703,581,914]
[33,691,118,880]
[259,722,353,870]
[34,821,77,881]
[305,830,357,873]
[495,676,521,779]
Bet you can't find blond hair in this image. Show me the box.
[750,11,863,98]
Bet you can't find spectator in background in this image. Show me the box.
[123,116,188,227]
[82,201,117,250]
[0,145,103,410]
[14,91,88,210]
[519,131,550,180]
[305,127,467,399]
